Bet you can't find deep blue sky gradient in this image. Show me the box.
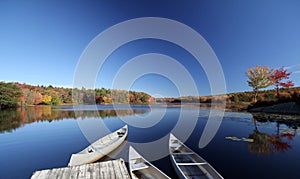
[1,0,300,97]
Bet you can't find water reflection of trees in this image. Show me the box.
[0,109,22,133]
[248,117,296,156]
[0,106,149,133]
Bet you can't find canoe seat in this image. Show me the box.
[95,135,119,147]
[172,152,195,155]
[92,143,109,151]
[93,146,104,151]
[110,135,119,142]
[100,138,111,145]
[170,143,181,148]
[177,162,207,166]
[131,162,149,171]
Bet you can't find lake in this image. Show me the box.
[0,105,299,179]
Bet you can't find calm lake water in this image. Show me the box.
[0,105,299,179]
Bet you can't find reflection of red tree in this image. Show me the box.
[248,132,294,156]
[248,119,295,156]
[281,133,295,140]
[269,135,292,152]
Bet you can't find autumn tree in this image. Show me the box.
[246,66,273,102]
[0,82,22,109]
[25,90,35,105]
[231,95,239,104]
[41,95,52,105]
[20,88,30,106]
[50,92,61,105]
[270,67,294,98]
[34,91,43,105]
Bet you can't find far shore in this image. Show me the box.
[13,101,300,117]
[17,102,249,111]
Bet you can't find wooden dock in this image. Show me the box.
[31,159,130,179]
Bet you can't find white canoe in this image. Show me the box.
[68,125,128,166]
[129,146,170,179]
[169,134,223,179]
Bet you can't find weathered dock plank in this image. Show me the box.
[78,164,86,179]
[31,159,130,179]
[33,169,49,179]
[112,159,122,178]
[107,159,115,179]
[60,167,71,179]
[117,160,130,179]
[94,162,101,179]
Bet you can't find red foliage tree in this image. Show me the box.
[270,67,294,98]
[279,80,294,88]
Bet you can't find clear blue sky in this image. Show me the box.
[1,0,300,97]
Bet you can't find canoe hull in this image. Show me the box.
[68,125,128,166]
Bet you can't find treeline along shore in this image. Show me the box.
[1,81,300,114]
[156,87,300,105]
[0,82,153,109]
[157,87,300,113]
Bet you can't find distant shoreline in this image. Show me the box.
[9,101,300,117]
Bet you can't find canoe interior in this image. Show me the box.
[177,164,222,179]
[132,166,169,179]
[178,164,211,179]
[170,135,223,179]
[130,147,170,179]
[173,153,206,163]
